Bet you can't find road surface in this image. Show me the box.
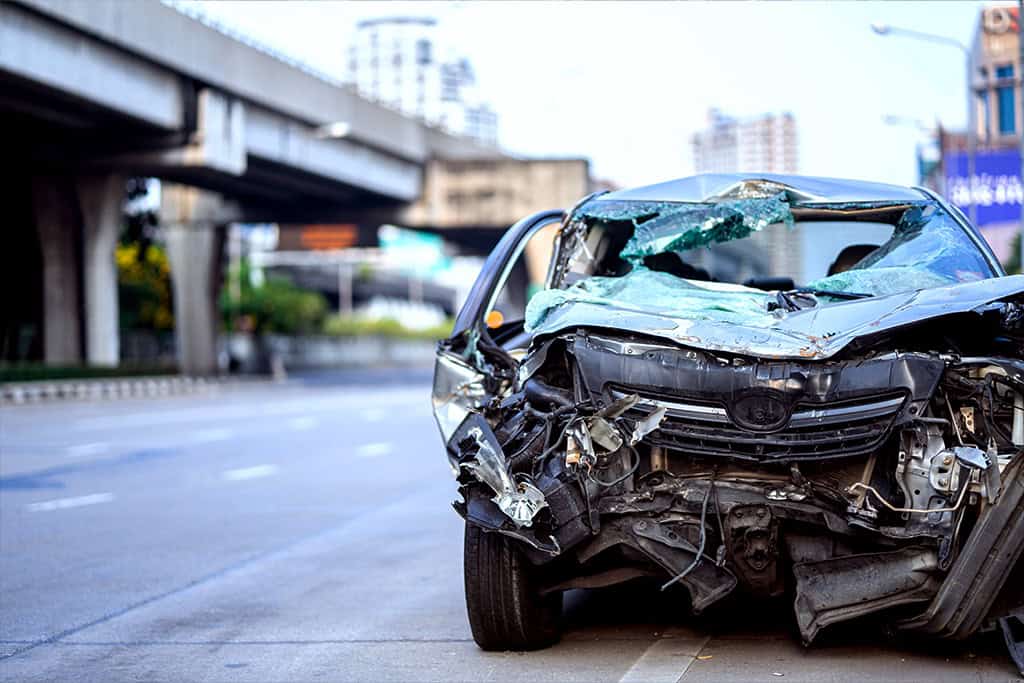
[0,371,1019,681]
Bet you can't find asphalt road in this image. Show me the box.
[0,370,1020,682]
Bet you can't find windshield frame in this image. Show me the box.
[915,185,1005,278]
[551,189,1004,293]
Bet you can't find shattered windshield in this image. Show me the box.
[525,195,997,333]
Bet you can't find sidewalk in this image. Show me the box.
[0,365,434,406]
[0,375,257,406]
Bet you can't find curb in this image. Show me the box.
[0,375,263,406]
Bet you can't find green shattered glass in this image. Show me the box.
[806,205,990,294]
[525,267,775,332]
[805,267,955,297]
[617,194,795,264]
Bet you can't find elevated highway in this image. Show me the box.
[0,0,496,371]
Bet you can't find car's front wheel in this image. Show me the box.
[463,522,562,650]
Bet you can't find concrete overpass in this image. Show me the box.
[0,0,495,373]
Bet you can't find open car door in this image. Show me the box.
[431,209,565,446]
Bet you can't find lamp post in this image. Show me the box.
[882,115,944,193]
[871,23,978,225]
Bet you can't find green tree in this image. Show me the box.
[117,242,174,330]
[220,262,328,335]
[117,178,173,331]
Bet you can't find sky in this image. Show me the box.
[175,0,986,189]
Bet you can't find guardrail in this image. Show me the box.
[0,375,252,405]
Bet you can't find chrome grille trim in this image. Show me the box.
[612,391,905,429]
[789,396,905,427]
[610,390,729,423]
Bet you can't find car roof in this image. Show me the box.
[599,173,929,204]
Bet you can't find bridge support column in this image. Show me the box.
[162,186,237,376]
[31,175,83,365]
[77,174,124,366]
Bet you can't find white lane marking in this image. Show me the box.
[222,464,279,481]
[192,428,233,444]
[66,442,109,457]
[26,493,114,513]
[356,442,393,458]
[618,632,710,683]
[287,416,318,431]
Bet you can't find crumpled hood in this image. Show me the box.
[527,274,1024,359]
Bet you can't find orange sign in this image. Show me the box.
[278,224,359,251]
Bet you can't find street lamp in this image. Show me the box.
[871,22,977,225]
[883,114,945,194]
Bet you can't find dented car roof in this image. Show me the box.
[600,173,930,204]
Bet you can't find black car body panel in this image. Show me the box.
[432,174,1024,664]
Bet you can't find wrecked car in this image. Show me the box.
[431,174,1024,666]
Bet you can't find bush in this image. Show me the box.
[221,264,328,335]
[321,315,453,341]
[117,242,174,330]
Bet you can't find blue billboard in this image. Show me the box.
[945,150,1023,226]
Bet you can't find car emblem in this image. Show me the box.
[729,392,792,432]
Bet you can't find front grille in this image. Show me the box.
[620,392,906,461]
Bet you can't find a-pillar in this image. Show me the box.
[162,185,237,376]
[77,174,124,366]
[31,175,82,364]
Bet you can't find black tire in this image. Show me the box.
[463,522,563,650]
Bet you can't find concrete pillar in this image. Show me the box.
[162,185,237,376]
[76,175,124,366]
[31,175,82,365]
[165,222,223,375]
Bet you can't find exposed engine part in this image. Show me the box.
[436,327,1024,656]
[452,415,548,528]
[794,548,940,643]
[899,453,1024,639]
[847,480,970,516]
[723,504,782,597]
[650,446,668,472]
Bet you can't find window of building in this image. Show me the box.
[978,89,990,139]
[441,64,460,102]
[998,84,1016,135]
[996,64,1014,80]
[416,39,432,66]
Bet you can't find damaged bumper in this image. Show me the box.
[434,328,1024,649]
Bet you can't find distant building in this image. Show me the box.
[402,157,594,316]
[402,158,591,230]
[971,5,1022,148]
[346,16,498,146]
[947,3,1024,265]
[691,109,798,174]
[689,109,799,283]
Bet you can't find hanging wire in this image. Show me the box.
[661,474,714,591]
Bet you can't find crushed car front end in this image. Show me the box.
[432,174,1024,660]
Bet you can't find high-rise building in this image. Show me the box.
[688,110,800,283]
[691,109,798,174]
[346,16,498,146]
[971,5,1022,147]
[939,3,1024,266]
